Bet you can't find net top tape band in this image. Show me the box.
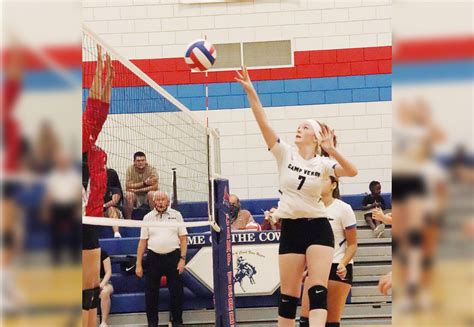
[83,216,211,228]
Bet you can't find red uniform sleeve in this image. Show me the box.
[82,98,110,153]
[85,145,107,217]
[2,79,21,172]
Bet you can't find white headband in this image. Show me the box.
[305,119,322,140]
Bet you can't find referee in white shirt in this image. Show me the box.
[135,191,188,327]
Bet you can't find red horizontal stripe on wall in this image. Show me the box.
[3,45,81,70]
[82,46,392,88]
[394,36,474,62]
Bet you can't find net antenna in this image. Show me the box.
[82,24,220,232]
[204,34,221,233]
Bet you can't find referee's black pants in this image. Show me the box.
[145,249,183,327]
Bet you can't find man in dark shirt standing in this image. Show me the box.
[104,167,124,238]
[361,180,386,238]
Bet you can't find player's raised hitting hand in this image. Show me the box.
[105,52,114,80]
[235,66,255,93]
[319,124,336,153]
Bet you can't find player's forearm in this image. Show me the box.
[102,271,112,285]
[179,236,187,258]
[340,243,357,267]
[381,213,392,225]
[362,204,374,210]
[136,240,147,267]
[111,194,120,205]
[135,185,158,193]
[127,181,144,190]
[327,147,358,177]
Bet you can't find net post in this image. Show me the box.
[211,178,236,327]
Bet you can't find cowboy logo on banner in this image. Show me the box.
[231,244,280,296]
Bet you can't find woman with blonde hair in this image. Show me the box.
[236,66,357,327]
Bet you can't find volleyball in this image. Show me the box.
[184,39,217,72]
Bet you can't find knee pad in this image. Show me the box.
[407,230,423,247]
[326,323,340,327]
[82,286,100,310]
[278,294,299,319]
[308,285,328,311]
[299,316,309,327]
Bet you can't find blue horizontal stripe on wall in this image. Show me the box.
[82,74,392,114]
[22,68,82,91]
[393,60,474,84]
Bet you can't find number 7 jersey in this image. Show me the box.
[270,139,337,220]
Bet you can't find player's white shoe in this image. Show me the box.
[114,231,122,238]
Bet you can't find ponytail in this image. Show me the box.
[330,176,340,199]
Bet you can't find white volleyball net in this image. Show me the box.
[82,25,220,227]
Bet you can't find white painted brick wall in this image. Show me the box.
[322,8,349,23]
[85,0,391,55]
[135,19,162,32]
[161,17,188,31]
[108,20,135,34]
[363,19,391,33]
[377,32,392,46]
[256,26,283,41]
[295,37,323,51]
[93,7,121,20]
[134,45,163,59]
[149,32,175,45]
[350,34,377,47]
[294,10,321,24]
[348,6,377,20]
[335,21,363,35]
[147,5,175,18]
[269,11,296,25]
[122,32,149,46]
[187,16,215,30]
[323,35,351,49]
[84,0,393,198]
[120,5,148,19]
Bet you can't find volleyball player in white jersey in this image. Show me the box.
[299,175,358,327]
[236,66,357,327]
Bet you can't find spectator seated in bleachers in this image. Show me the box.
[229,194,261,231]
[124,151,159,219]
[261,206,281,231]
[361,180,387,238]
[31,121,60,174]
[43,150,82,264]
[103,167,124,238]
[243,216,262,231]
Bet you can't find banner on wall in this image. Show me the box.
[187,231,281,297]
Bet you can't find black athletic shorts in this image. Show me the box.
[329,263,353,285]
[279,218,334,255]
[392,174,426,202]
[83,224,99,250]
